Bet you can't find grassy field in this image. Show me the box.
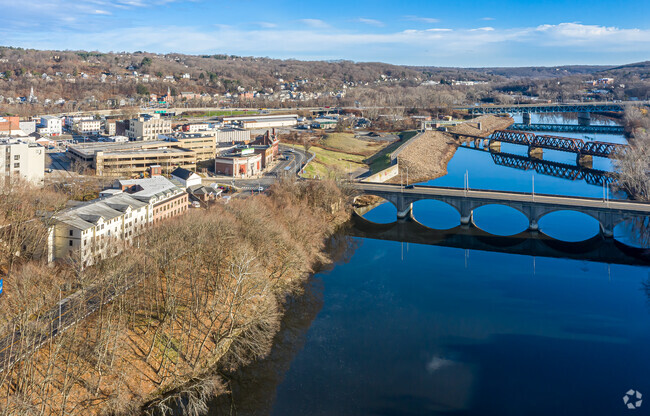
[318,133,386,156]
[290,130,419,178]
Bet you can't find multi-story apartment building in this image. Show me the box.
[0,138,45,187]
[166,133,216,161]
[52,193,149,265]
[214,128,251,144]
[50,176,188,265]
[73,119,102,135]
[38,116,63,136]
[127,114,172,141]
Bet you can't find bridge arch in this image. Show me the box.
[470,204,530,236]
[537,210,602,242]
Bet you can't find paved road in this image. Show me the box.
[202,144,311,191]
[0,276,133,373]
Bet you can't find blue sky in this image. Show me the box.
[1,0,649,66]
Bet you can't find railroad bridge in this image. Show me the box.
[455,102,630,115]
[477,130,626,166]
[353,182,650,238]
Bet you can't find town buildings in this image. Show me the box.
[127,114,172,141]
[50,176,188,264]
[73,119,102,135]
[214,146,262,178]
[67,140,197,177]
[223,114,298,129]
[165,133,216,162]
[0,138,45,186]
[38,116,63,136]
[214,128,250,144]
[170,167,202,188]
[0,116,23,136]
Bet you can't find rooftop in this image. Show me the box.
[57,193,148,230]
[69,140,169,158]
[117,176,184,199]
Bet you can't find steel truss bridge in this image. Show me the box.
[458,144,615,187]
[489,150,615,187]
[508,123,625,134]
[456,102,630,115]
[490,130,626,158]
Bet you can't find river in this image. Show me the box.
[210,117,650,416]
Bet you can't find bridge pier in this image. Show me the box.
[528,147,544,160]
[459,202,473,226]
[578,112,591,126]
[488,140,501,152]
[577,154,593,169]
[598,213,616,238]
[522,113,531,125]
[529,219,539,232]
[396,203,413,220]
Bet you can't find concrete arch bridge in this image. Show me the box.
[353,182,650,238]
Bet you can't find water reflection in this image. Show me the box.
[538,211,601,242]
[471,205,529,236]
[412,200,459,230]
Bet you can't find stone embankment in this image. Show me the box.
[392,115,513,183]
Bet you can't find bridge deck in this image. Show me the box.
[354,182,650,214]
[508,123,625,134]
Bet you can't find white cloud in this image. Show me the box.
[357,18,384,27]
[93,9,112,15]
[256,22,277,29]
[404,15,440,24]
[481,17,495,21]
[532,22,649,46]
[3,22,650,66]
[298,19,330,29]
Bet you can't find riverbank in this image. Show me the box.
[0,179,351,416]
[391,115,513,184]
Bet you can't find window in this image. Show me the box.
[69,230,73,236]
[69,240,73,246]
[13,163,19,169]
[13,155,19,161]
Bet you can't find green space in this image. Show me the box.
[318,133,385,156]
[365,130,419,173]
[290,130,420,178]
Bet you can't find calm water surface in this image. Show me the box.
[217,121,650,416]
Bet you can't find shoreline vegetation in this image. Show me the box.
[0,178,351,416]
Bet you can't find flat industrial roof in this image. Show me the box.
[100,147,191,157]
[223,114,298,122]
[68,140,169,157]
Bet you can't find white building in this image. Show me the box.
[51,193,150,265]
[38,116,63,136]
[223,114,298,130]
[0,138,45,187]
[170,167,202,188]
[214,128,251,144]
[65,115,93,128]
[50,176,187,265]
[127,114,172,141]
[74,119,102,135]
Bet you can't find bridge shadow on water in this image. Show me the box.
[350,211,650,266]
